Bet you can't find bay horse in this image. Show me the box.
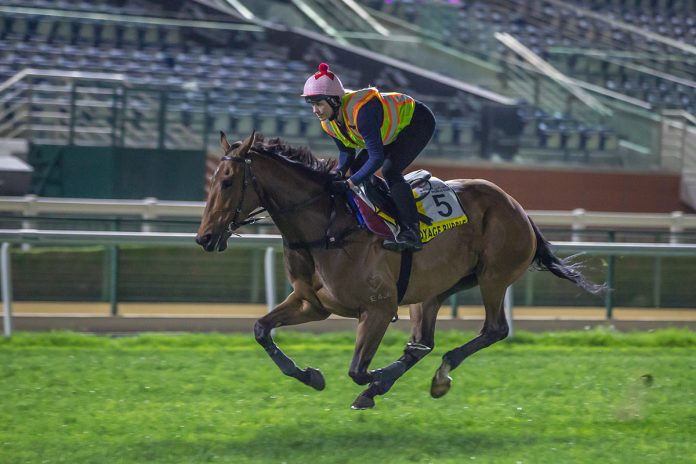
[196,131,602,409]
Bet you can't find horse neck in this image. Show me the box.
[251,151,341,242]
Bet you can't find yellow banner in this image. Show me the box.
[377,201,468,243]
[419,216,468,243]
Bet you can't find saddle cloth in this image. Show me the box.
[346,170,468,244]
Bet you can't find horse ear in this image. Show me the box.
[220,131,232,153]
[238,130,256,156]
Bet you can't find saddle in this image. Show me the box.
[346,170,468,243]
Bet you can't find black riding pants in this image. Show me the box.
[352,101,436,187]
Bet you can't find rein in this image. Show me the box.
[220,153,359,249]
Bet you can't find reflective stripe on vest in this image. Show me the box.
[320,88,415,149]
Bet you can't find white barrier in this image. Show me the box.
[1,196,695,237]
[2,229,696,337]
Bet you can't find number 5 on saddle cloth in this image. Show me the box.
[346,170,468,245]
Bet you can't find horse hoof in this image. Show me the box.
[351,393,375,410]
[430,374,452,399]
[305,367,325,391]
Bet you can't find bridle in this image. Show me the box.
[218,150,358,248]
[218,154,266,232]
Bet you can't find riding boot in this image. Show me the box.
[383,182,423,252]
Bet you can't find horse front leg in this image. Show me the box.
[254,292,330,391]
[352,298,440,409]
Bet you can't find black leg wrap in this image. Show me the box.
[442,327,508,372]
[349,370,374,386]
[269,345,302,377]
[370,360,407,386]
[254,320,305,382]
[442,352,459,370]
[368,343,433,395]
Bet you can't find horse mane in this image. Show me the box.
[252,134,337,177]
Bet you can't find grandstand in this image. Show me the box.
[0,0,692,210]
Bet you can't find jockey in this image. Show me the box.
[302,63,436,252]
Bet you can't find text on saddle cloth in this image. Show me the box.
[348,170,468,243]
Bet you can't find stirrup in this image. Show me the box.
[382,239,423,252]
[382,228,423,252]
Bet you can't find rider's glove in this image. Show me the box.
[329,170,345,181]
[329,180,350,194]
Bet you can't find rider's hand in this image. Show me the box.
[329,180,350,193]
[329,170,345,180]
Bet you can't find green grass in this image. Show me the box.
[1,329,695,464]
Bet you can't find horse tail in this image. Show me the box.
[529,217,605,295]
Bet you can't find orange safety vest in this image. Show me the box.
[320,88,415,149]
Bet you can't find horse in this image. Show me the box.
[196,131,603,409]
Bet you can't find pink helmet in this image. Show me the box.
[301,63,345,98]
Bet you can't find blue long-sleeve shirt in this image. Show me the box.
[333,97,384,185]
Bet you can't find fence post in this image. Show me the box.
[605,256,615,319]
[571,208,586,242]
[21,195,37,251]
[264,247,276,313]
[525,271,535,306]
[670,211,683,244]
[250,249,262,303]
[605,231,616,319]
[142,197,158,233]
[504,285,514,337]
[109,245,119,316]
[652,256,662,308]
[449,293,458,318]
[2,243,12,337]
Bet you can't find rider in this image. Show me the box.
[302,63,436,251]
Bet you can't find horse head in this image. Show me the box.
[196,130,260,252]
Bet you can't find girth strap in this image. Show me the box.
[396,249,413,304]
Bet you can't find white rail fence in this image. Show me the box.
[2,229,696,337]
[1,195,696,239]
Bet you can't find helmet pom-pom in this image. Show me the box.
[302,62,344,97]
[314,62,335,80]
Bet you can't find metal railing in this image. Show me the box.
[0,69,209,149]
[0,230,282,337]
[660,110,696,210]
[496,32,612,122]
[494,0,696,79]
[1,196,695,238]
[2,228,696,337]
[356,0,672,166]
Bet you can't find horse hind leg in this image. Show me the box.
[351,274,482,408]
[431,280,509,399]
[352,294,446,409]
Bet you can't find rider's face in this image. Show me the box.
[310,100,334,121]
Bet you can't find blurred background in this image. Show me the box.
[0,0,694,328]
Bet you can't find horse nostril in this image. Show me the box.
[196,233,211,246]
